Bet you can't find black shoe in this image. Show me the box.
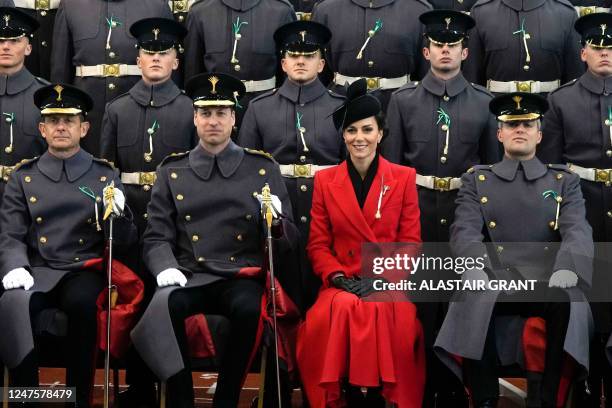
[475,398,498,408]
[116,384,157,408]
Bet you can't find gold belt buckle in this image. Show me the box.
[579,6,596,16]
[139,172,157,185]
[293,164,312,177]
[366,77,380,90]
[515,80,533,93]
[172,0,187,12]
[433,177,451,191]
[35,0,50,10]
[595,169,611,183]
[103,64,120,77]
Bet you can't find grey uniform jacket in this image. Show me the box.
[0,68,48,199]
[131,141,299,380]
[464,0,584,87]
[100,78,197,235]
[385,71,500,242]
[311,0,431,81]
[435,157,594,379]
[50,0,173,156]
[0,149,136,368]
[183,0,295,82]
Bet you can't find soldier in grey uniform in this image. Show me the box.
[13,0,60,80]
[464,0,584,96]
[384,10,499,407]
[50,0,172,157]
[239,20,344,310]
[0,83,135,407]
[99,17,196,407]
[100,17,196,269]
[311,0,431,111]
[435,92,594,408]
[537,12,612,406]
[182,0,296,129]
[0,7,47,200]
[131,73,298,408]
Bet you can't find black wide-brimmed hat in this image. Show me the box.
[332,79,381,130]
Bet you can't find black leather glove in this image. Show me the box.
[331,274,361,295]
[354,277,381,298]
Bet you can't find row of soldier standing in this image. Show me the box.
[0,1,612,408]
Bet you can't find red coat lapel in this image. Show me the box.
[329,162,377,242]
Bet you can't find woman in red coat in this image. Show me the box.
[296,79,425,407]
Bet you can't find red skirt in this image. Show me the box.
[297,288,425,407]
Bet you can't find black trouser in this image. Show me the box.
[417,301,468,408]
[464,288,571,407]
[10,270,105,407]
[166,279,263,408]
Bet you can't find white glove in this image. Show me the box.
[156,268,187,287]
[2,267,34,290]
[461,268,489,289]
[548,269,578,288]
[256,193,282,218]
[103,182,125,218]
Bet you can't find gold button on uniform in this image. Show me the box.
[246,214,252,220]
[480,197,488,204]
[176,194,184,201]
[109,51,116,58]
[185,215,191,221]
[39,236,47,244]
[440,218,447,225]
[234,65,241,72]
[441,124,449,131]
[488,221,496,229]
[108,83,116,90]
[443,95,450,101]
[549,221,556,229]
[29,196,37,203]
[368,60,374,67]
[24,176,31,183]
[178,15,185,22]
[300,185,308,192]
[143,213,148,219]
[478,174,486,181]
[143,185,151,191]
[607,211,612,218]
[230,256,236,262]
[299,156,306,163]
[440,156,447,164]
[40,11,47,16]
[300,216,308,223]
[607,150,612,157]
[192,234,199,242]
[78,239,84,245]
[41,40,47,46]
[198,257,205,262]
[556,173,563,180]
[171,172,178,179]
[100,176,107,182]
[259,169,266,176]
[237,234,243,241]
[36,217,42,224]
